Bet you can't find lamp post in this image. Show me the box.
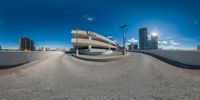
[121,25,127,55]
[75,28,79,56]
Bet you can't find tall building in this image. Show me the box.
[128,43,138,51]
[38,46,49,51]
[139,27,158,50]
[20,37,35,51]
[150,34,158,49]
[197,45,200,50]
[147,40,152,49]
[30,40,35,51]
[139,27,148,49]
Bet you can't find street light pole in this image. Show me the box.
[76,28,79,56]
[121,25,127,55]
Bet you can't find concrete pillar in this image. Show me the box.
[108,43,111,50]
[76,47,79,56]
[88,45,92,51]
[88,36,92,51]
[89,36,92,40]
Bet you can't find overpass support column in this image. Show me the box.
[88,36,92,51]
[108,43,111,50]
[88,45,92,51]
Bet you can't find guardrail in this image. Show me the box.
[131,50,200,69]
[0,51,64,68]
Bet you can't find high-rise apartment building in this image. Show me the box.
[139,27,148,49]
[150,34,158,49]
[20,37,35,51]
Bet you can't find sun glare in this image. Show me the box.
[151,32,158,36]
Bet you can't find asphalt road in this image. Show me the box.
[0,52,200,100]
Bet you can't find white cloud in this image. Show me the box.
[148,35,151,40]
[128,38,138,43]
[186,18,199,25]
[194,18,199,24]
[126,42,131,46]
[113,40,118,43]
[112,38,118,43]
[87,17,95,21]
[158,40,181,49]
[169,40,180,46]
[158,40,168,45]
[83,15,96,22]
[107,36,113,39]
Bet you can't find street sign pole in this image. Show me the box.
[76,28,79,56]
[121,25,127,55]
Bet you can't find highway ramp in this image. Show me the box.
[0,52,200,100]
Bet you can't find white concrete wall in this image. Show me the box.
[133,50,200,66]
[71,38,116,49]
[79,49,113,55]
[0,51,64,67]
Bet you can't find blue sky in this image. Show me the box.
[0,0,200,49]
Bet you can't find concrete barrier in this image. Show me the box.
[0,51,64,68]
[72,53,129,62]
[132,50,200,68]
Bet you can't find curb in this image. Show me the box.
[72,53,129,62]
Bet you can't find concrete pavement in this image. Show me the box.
[0,52,200,100]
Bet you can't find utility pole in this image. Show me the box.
[76,28,79,56]
[121,25,127,55]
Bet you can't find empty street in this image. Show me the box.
[0,53,200,100]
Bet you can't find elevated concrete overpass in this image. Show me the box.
[0,52,200,99]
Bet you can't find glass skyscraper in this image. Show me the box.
[139,27,158,50]
[139,28,148,49]
[151,35,158,49]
